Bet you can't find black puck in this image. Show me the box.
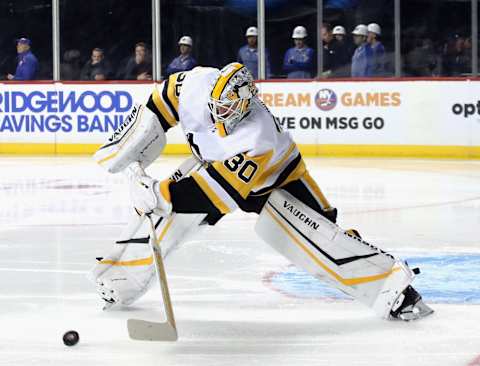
[63,330,80,346]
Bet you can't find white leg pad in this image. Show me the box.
[255,190,415,319]
[89,212,206,307]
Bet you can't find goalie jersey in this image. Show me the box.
[145,66,325,221]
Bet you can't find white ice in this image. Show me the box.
[0,156,479,366]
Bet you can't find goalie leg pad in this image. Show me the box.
[255,190,415,319]
[88,212,206,309]
[93,103,166,174]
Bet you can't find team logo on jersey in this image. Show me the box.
[314,89,337,111]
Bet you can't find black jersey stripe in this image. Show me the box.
[146,95,172,132]
[250,153,302,196]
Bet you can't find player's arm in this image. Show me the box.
[130,151,274,225]
[145,72,186,132]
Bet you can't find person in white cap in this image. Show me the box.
[367,23,385,76]
[166,35,197,77]
[237,26,271,79]
[329,25,354,77]
[332,26,346,42]
[351,24,373,77]
[283,26,315,79]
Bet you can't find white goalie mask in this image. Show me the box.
[208,63,258,137]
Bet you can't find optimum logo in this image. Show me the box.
[315,89,337,111]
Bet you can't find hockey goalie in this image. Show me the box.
[89,62,433,322]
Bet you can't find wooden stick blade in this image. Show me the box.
[127,318,178,341]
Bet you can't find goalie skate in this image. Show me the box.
[389,285,434,321]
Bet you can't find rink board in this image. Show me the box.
[0,80,479,158]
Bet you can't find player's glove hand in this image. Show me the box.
[130,175,172,216]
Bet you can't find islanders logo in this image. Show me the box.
[314,88,337,111]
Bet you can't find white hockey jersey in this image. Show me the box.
[147,66,307,213]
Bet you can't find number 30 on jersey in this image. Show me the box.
[223,154,259,183]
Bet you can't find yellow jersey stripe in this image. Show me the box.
[167,73,180,114]
[302,171,332,210]
[256,143,297,188]
[152,87,176,127]
[211,150,273,199]
[192,172,231,214]
[265,206,400,286]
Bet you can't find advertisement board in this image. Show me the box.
[1,80,479,158]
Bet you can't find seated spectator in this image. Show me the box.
[404,38,437,76]
[321,23,336,76]
[237,26,271,79]
[442,34,471,76]
[331,25,354,77]
[367,23,386,76]
[80,48,112,80]
[351,24,373,77]
[7,37,38,80]
[283,26,315,79]
[117,42,152,80]
[61,49,81,80]
[166,36,197,77]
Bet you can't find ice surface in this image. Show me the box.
[0,156,479,366]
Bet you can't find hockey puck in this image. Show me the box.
[63,330,80,346]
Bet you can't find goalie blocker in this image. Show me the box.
[255,190,434,321]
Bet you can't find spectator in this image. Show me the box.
[321,23,336,76]
[442,34,471,76]
[80,48,112,80]
[7,37,38,80]
[283,26,315,79]
[404,38,437,76]
[367,23,386,76]
[351,24,373,77]
[237,26,271,79]
[61,49,81,80]
[331,25,354,77]
[166,36,197,77]
[117,42,152,80]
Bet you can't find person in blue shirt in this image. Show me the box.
[237,26,271,79]
[351,24,373,78]
[165,36,197,77]
[283,26,315,79]
[7,38,38,80]
[367,23,386,76]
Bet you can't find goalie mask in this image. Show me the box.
[208,62,258,137]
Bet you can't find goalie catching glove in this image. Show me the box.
[129,173,172,216]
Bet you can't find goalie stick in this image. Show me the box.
[127,214,178,341]
[127,155,200,341]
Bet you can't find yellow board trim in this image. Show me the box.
[191,172,231,214]
[2,143,480,159]
[100,256,153,266]
[265,206,400,286]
